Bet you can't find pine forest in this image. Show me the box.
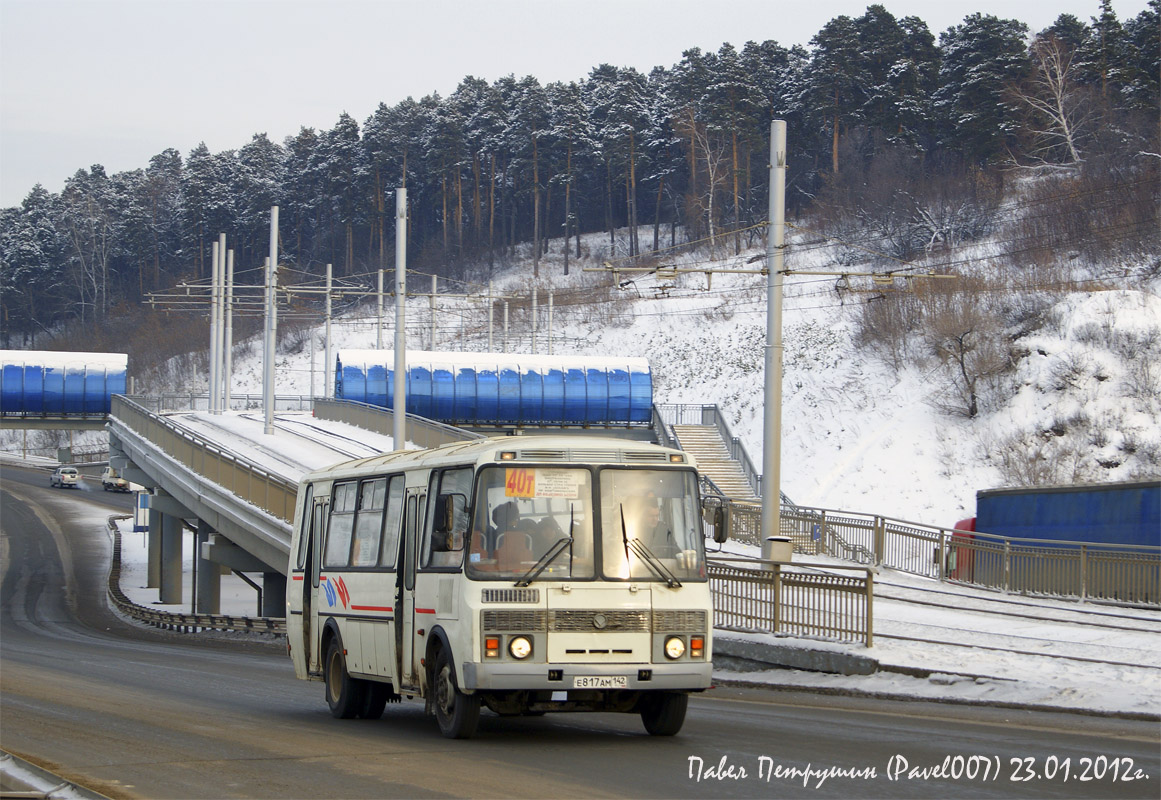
[1,2,1158,356]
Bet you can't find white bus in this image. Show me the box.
[286,434,722,738]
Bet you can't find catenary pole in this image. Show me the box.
[762,120,787,560]
[324,264,333,398]
[430,275,437,350]
[264,206,278,435]
[393,189,407,449]
[487,280,494,351]
[209,239,221,414]
[377,268,384,349]
[215,233,226,412]
[224,248,234,409]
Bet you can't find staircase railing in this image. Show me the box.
[654,403,761,497]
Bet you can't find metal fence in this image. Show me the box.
[726,500,1160,607]
[708,557,873,646]
[113,395,299,523]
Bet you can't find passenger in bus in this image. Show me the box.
[488,501,520,550]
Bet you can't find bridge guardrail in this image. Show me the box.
[723,500,1160,607]
[106,516,286,636]
[312,397,484,448]
[135,393,315,413]
[114,395,299,524]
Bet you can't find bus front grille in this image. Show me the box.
[548,610,650,632]
[483,610,548,631]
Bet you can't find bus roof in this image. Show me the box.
[301,434,695,484]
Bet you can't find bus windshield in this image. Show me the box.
[465,465,705,582]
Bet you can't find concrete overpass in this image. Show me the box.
[106,395,480,616]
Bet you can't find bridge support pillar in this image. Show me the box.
[147,507,161,589]
[159,510,183,605]
[262,573,286,617]
[195,519,221,614]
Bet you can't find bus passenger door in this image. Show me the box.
[307,498,326,673]
[397,489,424,690]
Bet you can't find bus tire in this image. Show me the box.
[359,682,390,720]
[432,648,480,739]
[325,637,365,719]
[640,691,687,736]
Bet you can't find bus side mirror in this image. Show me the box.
[433,493,466,552]
[712,507,728,544]
[703,499,729,544]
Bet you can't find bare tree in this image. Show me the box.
[1012,35,1092,165]
[919,280,1012,418]
[689,122,731,254]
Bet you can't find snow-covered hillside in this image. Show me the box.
[180,225,1158,533]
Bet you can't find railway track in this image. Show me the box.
[259,413,384,460]
[784,561,1161,677]
[872,579,1161,634]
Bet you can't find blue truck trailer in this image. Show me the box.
[975,480,1160,547]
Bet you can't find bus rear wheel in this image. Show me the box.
[640,691,688,736]
[325,637,365,719]
[432,648,480,739]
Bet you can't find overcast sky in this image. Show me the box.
[0,0,1150,208]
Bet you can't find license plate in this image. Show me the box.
[573,675,628,689]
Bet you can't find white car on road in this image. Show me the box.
[50,466,80,488]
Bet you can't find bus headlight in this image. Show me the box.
[664,636,686,660]
[508,636,532,660]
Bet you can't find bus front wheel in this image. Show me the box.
[432,648,480,739]
[325,637,365,719]
[640,691,688,736]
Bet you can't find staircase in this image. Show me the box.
[672,424,759,501]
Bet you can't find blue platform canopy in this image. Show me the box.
[1,351,127,416]
[335,350,652,427]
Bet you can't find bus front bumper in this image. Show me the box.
[460,660,713,692]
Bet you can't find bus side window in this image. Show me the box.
[379,476,404,569]
[295,485,314,570]
[351,478,386,567]
[324,481,357,567]
[422,468,471,569]
[403,495,419,591]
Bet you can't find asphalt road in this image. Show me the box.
[2,462,1159,799]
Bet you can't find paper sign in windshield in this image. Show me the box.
[505,468,580,499]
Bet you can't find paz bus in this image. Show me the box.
[286,434,723,738]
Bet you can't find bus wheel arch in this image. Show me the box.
[426,633,480,739]
[323,627,366,719]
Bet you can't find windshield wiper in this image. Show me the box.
[515,536,573,587]
[619,504,682,588]
[627,538,682,588]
